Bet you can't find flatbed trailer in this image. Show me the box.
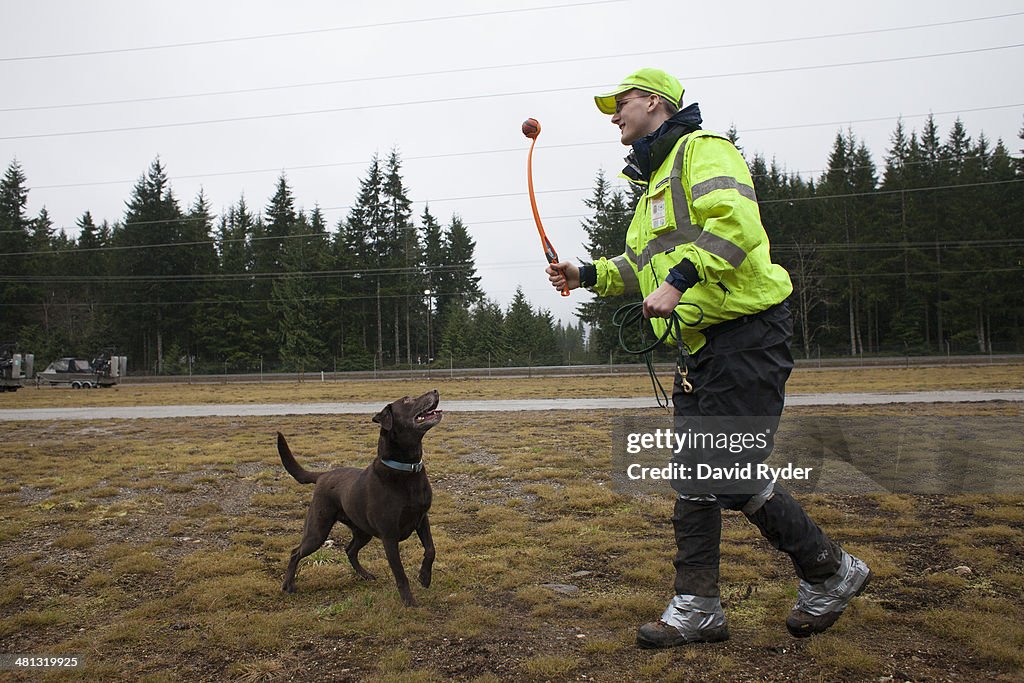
[36,355,127,389]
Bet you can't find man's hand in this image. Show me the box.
[546,261,580,291]
[642,281,684,318]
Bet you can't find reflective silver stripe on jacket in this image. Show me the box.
[611,255,640,295]
[694,231,747,268]
[626,243,639,264]
[669,139,702,243]
[636,230,695,272]
[691,176,758,203]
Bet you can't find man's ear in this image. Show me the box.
[372,405,393,431]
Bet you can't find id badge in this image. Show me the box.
[651,194,667,229]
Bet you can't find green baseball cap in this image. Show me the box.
[594,68,684,115]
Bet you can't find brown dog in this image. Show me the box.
[277,389,442,607]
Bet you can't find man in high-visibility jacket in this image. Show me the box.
[547,68,871,648]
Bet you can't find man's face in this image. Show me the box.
[611,89,662,145]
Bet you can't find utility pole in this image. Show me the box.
[424,289,433,363]
[376,279,383,368]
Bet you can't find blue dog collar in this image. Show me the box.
[380,458,424,473]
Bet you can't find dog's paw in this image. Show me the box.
[418,571,432,588]
[282,583,297,594]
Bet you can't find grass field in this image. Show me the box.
[1,367,1022,681]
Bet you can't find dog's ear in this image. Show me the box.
[372,405,393,431]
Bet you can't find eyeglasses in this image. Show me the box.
[614,95,651,114]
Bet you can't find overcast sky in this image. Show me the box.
[2,0,1022,324]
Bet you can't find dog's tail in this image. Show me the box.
[277,432,323,485]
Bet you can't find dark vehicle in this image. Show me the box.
[0,345,33,392]
[37,353,127,389]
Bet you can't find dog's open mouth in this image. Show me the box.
[415,392,442,425]
[409,390,442,428]
[416,409,442,423]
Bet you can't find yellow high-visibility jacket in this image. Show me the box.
[590,129,792,352]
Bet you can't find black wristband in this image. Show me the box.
[665,259,699,292]
[578,263,597,288]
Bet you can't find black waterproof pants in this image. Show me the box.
[671,302,842,597]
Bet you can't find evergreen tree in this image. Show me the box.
[558,319,588,364]
[0,160,32,342]
[505,288,536,364]
[532,307,560,365]
[817,129,880,354]
[340,155,387,365]
[419,205,447,363]
[726,123,742,156]
[576,170,637,357]
[437,303,471,364]
[181,190,218,363]
[29,206,55,251]
[420,205,447,293]
[382,149,419,366]
[1018,116,1024,176]
[114,157,186,372]
[504,286,558,365]
[468,299,507,367]
[75,214,116,353]
[272,211,328,371]
[28,207,61,345]
[257,174,296,274]
[443,214,483,310]
[76,211,102,252]
[878,120,932,350]
[198,196,258,370]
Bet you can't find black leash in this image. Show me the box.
[612,302,704,409]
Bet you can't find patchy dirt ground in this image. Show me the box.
[0,401,1022,682]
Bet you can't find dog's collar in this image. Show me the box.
[380,458,424,473]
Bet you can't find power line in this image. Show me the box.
[747,149,1023,182]
[3,45,1021,142]
[10,171,1024,244]
[692,43,1024,83]
[0,289,479,308]
[2,177,1021,258]
[21,103,1024,194]
[0,1,626,63]
[5,11,1021,113]
[772,238,1024,253]
[3,238,1021,285]
[739,103,1024,138]
[3,267,1020,308]
[0,262,477,284]
[757,178,1024,204]
[2,183,598,234]
[793,266,1024,281]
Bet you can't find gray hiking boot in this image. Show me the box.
[786,550,872,637]
[637,595,730,649]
